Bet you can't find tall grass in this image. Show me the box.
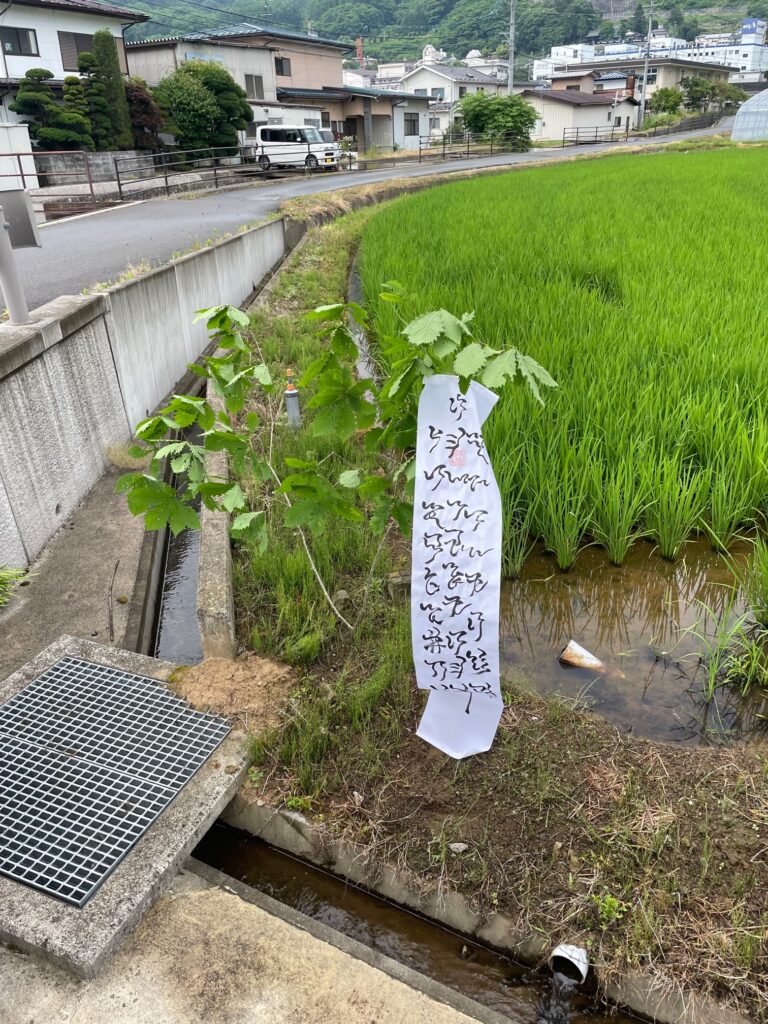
[0,567,25,609]
[359,148,768,570]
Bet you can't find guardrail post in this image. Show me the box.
[212,161,219,188]
[164,164,170,196]
[83,152,95,199]
[442,135,446,160]
[115,158,124,201]
[466,134,470,157]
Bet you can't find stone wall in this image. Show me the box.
[0,217,288,567]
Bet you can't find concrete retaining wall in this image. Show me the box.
[34,150,155,186]
[0,217,287,568]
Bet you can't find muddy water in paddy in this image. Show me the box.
[501,539,768,746]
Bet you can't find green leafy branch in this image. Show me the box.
[117,291,556,627]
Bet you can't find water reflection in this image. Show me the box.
[501,540,768,745]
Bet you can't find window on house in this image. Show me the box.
[607,110,612,121]
[429,116,440,130]
[572,49,578,56]
[414,88,427,95]
[477,86,484,92]
[566,84,579,90]
[430,87,445,98]
[615,115,622,126]
[58,31,95,71]
[458,85,467,97]
[404,112,419,135]
[246,121,260,138]
[274,56,292,76]
[0,26,38,56]
[321,111,330,127]
[245,74,264,100]
[594,83,604,92]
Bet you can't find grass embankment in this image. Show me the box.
[238,152,768,1020]
[360,147,768,574]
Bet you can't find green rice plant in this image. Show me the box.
[743,537,768,627]
[642,458,710,561]
[0,566,25,609]
[358,148,768,574]
[589,451,649,566]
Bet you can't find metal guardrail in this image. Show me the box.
[637,112,723,138]
[0,144,341,218]
[562,124,631,147]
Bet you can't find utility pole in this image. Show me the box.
[507,0,516,95]
[637,1,654,128]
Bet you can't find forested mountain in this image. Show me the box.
[122,0,757,63]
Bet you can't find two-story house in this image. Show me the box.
[126,26,335,129]
[128,25,430,151]
[0,0,147,123]
[399,64,503,134]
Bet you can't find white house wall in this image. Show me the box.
[401,66,501,102]
[0,6,128,84]
[392,100,430,147]
[528,97,636,140]
[126,42,279,102]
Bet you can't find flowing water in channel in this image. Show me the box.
[195,824,639,1024]
[501,538,768,745]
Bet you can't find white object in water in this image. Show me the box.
[549,943,589,984]
[559,640,605,672]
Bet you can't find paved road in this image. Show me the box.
[17,119,732,311]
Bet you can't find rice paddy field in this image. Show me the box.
[359,148,768,575]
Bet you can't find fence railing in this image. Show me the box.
[0,143,342,217]
[562,124,631,147]
[637,112,723,138]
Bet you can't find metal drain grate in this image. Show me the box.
[0,657,230,907]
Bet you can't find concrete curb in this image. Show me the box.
[222,798,754,1024]
[187,857,512,1024]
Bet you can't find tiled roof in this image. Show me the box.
[15,0,147,20]
[278,84,429,101]
[403,64,499,84]
[522,88,639,106]
[127,21,349,50]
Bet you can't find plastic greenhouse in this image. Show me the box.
[732,88,768,141]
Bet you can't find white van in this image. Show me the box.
[247,125,338,171]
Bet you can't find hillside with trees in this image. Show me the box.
[123,0,762,63]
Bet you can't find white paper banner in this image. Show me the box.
[411,374,503,759]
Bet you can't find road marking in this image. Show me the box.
[39,200,147,229]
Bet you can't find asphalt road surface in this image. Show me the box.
[17,119,732,312]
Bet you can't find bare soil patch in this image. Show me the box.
[172,654,295,733]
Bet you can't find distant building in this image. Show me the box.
[522,88,639,141]
[0,0,147,124]
[537,56,736,107]
[532,19,768,85]
[399,63,503,133]
[463,50,509,82]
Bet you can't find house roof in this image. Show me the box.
[401,64,499,85]
[522,88,639,106]
[127,22,349,51]
[553,56,738,74]
[549,69,599,79]
[11,0,147,20]
[277,84,429,102]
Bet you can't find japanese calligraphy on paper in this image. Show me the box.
[411,374,503,759]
